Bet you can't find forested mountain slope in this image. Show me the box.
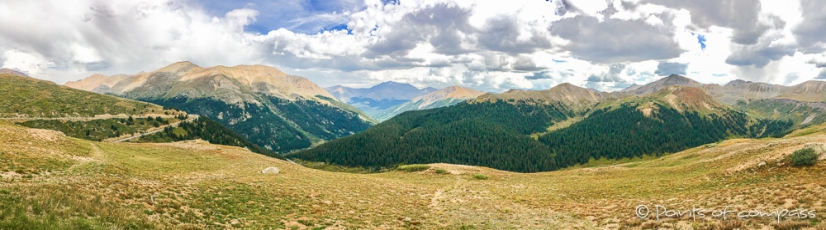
[1,72,273,156]
[292,84,794,172]
[137,116,277,157]
[67,62,374,152]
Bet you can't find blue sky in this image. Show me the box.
[198,0,363,34]
[0,0,824,92]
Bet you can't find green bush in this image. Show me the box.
[397,164,430,172]
[792,148,819,166]
[473,174,489,180]
[434,168,449,174]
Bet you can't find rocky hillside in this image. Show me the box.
[66,62,374,153]
[707,79,787,104]
[474,83,618,111]
[374,86,484,121]
[777,80,826,102]
[621,75,826,128]
[66,61,336,105]
[623,74,703,95]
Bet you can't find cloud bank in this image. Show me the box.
[0,0,824,92]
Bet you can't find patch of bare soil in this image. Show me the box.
[426,163,501,175]
[25,128,65,143]
[150,139,221,152]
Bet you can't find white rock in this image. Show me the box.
[757,161,766,167]
[261,167,280,174]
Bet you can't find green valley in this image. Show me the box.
[291,85,796,172]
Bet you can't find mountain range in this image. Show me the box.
[0,68,29,77]
[57,61,826,171]
[325,82,437,118]
[625,74,826,104]
[290,74,822,172]
[373,85,485,121]
[66,62,374,152]
[3,66,826,229]
[624,75,826,125]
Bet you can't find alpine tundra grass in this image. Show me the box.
[1,120,825,229]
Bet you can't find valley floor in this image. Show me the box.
[1,120,826,229]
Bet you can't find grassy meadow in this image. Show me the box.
[1,120,826,229]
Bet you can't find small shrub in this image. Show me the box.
[397,164,430,172]
[473,174,489,180]
[792,148,819,166]
[434,168,449,174]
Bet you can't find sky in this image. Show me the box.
[0,0,824,92]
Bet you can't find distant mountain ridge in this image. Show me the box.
[326,81,437,102]
[474,83,616,110]
[622,74,826,104]
[374,86,484,121]
[0,68,29,77]
[325,81,437,118]
[67,61,374,153]
[617,74,826,127]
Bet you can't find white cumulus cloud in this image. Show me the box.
[0,0,823,92]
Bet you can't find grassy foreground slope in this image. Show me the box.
[0,73,191,142]
[1,121,825,229]
[0,74,172,118]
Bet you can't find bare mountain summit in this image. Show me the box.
[473,83,616,110]
[777,80,826,102]
[625,74,702,96]
[66,61,335,105]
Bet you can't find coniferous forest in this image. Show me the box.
[538,104,793,167]
[142,96,372,153]
[290,100,794,172]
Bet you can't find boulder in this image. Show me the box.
[261,167,280,174]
